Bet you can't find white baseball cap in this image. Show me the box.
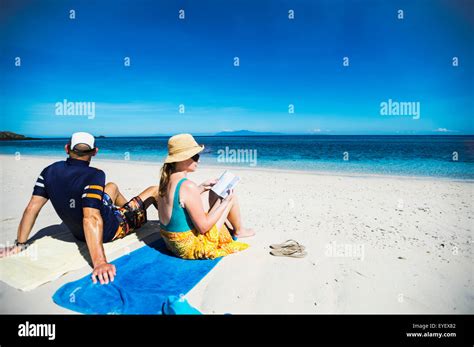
[70,132,95,150]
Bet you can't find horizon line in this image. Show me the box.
[2,133,474,140]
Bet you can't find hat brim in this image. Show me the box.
[164,145,204,163]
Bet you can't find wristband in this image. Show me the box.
[14,239,29,251]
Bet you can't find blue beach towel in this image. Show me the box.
[52,238,220,314]
[162,295,202,315]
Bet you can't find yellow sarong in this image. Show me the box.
[160,224,249,260]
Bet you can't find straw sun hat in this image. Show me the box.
[164,133,204,163]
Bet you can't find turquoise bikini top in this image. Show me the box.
[160,178,195,232]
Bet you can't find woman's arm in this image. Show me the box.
[197,178,218,194]
[181,181,233,234]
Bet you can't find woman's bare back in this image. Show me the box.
[157,175,186,226]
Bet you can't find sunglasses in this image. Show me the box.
[191,154,200,162]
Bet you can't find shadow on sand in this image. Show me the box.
[27,221,163,268]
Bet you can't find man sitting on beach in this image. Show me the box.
[0,132,159,285]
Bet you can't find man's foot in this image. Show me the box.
[234,227,255,238]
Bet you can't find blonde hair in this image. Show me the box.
[158,163,175,197]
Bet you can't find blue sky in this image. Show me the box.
[0,0,473,137]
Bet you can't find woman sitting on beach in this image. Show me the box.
[157,134,254,259]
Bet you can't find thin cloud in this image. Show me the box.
[434,128,456,133]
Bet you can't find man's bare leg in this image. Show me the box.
[137,186,159,210]
[104,182,127,207]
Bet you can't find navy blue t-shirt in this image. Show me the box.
[32,158,119,242]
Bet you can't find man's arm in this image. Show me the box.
[18,195,48,242]
[0,195,48,258]
[83,207,116,285]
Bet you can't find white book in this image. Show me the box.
[211,170,240,199]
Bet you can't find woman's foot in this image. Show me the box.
[234,227,255,238]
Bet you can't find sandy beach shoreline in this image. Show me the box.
[2,154,473,183]
[0,155,472,314]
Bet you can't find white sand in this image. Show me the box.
[0,155,472,314]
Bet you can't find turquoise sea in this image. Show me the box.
[1,135,473,179]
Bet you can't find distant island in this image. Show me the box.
[0,131,38,141]
[215,130,282,136]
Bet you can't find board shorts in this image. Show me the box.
[103,193,147,241]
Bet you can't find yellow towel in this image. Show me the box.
[0,226,158,291]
